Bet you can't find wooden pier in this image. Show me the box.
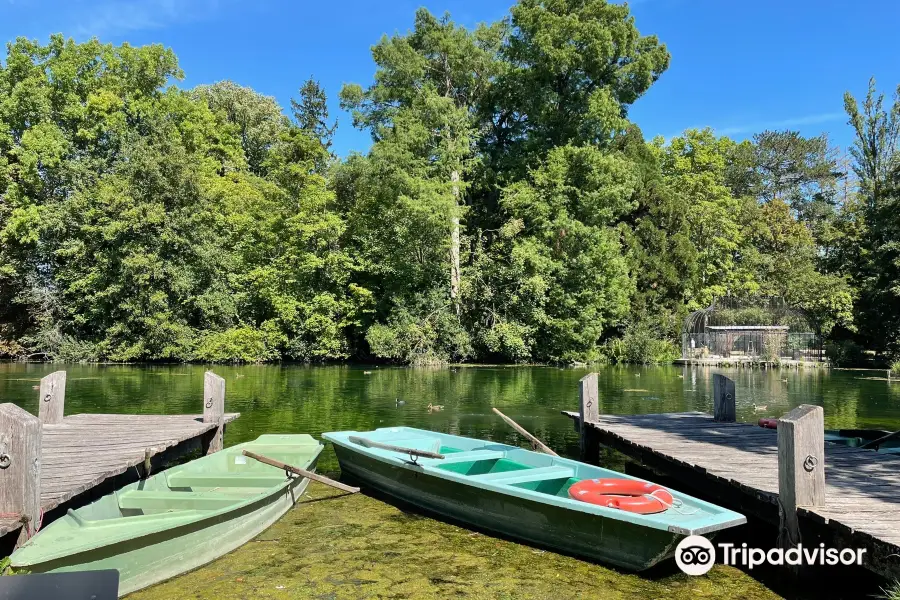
[673,357,825,369]
[0,371,238,546]
[566,373,900,580]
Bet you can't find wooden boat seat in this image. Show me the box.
[166,473,288,488]
[467,465,575,485]
[117,491,246,511]
[429,450,506,464]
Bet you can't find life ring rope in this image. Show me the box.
[641,490,700,516]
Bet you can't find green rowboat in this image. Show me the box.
[322,427,745,571]
[824,428,900,454]
[760,419,900,454]
[10,434,322,596]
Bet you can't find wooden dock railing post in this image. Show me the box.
[0,403,42,547]
[713,374,736,422]
[777,404,825,548]
[578,373,600,463]
[38,370,66,425]
[202,371,226,454]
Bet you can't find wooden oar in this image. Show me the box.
[242,450,360,494]
[860,429,900,450]
[348,436,445,459]
[492,407,559,457]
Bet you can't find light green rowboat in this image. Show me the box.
[10,434,322,596]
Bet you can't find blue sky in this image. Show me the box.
[2,0,899,156]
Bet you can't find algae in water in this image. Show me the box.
[129,482,780,600]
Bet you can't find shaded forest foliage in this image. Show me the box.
[0,0,896,365]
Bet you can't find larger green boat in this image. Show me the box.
[10,434,322,596]
[323,427,745,571]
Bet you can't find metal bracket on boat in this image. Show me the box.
[406,452,421,466]
[0,453,9,469]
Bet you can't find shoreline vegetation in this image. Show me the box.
[1,1,898,368]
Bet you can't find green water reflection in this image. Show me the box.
[2,363,898,472]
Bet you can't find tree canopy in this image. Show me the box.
[0,2,892,365]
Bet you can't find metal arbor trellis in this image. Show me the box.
[681,297,823,362]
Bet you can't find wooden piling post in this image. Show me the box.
[37,371,66,425]
[578,373,600,463]
[202,371,226,454]
[777,404,825,548]
[141,448,152,479]
[0,404,42,547]
[713,374,736,422]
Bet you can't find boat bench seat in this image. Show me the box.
[468,465,575,485]
[117,491,245,511]
[427,450,506,465]
[167,473,288,489]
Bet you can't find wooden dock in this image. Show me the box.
[565,373,900,580]
[1,371,238,546]
[673,357,824,369]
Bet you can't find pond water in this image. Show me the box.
[3,363,898,469]
[1,363,895,599]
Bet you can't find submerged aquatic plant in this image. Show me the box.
[129,482,779,600]
[890,360,900,377]
[881,580,900,600]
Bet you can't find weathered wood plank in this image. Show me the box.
[713,374,736,422]
[37,371,66,425]
[0,404,42,547]
[203,371,226,454]
[777,404,826,550]
[58,413,239,424]
[578,373,600,461]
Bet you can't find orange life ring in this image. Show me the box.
[568,478,674,514]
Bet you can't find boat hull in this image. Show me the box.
[22,473,312,596]
[12,435,321,596]
[333,445,680,571]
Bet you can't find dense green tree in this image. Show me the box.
[656,129,759,305]
[339,8,505,360]
[192,81,287,175]
[481,0,669,175]
[750,130,843,249]
[0,36,364,362]
[470,144,635,362]
[0,4,882,364]
[0,35,186,358]
[839,79,900,350]
[845,79,900,202]
[620,127,852,340]
[291,77,337,153]
[753,131,839,204]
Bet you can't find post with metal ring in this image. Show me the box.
[713,374,736,423]
[0,403,42,547]
[578,373,600,463]
[202,371,226,455]
[37,370,66,425]
[777,404,825,550]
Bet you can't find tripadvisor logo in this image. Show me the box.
[675,536,867,575]
[675,536,715,575]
